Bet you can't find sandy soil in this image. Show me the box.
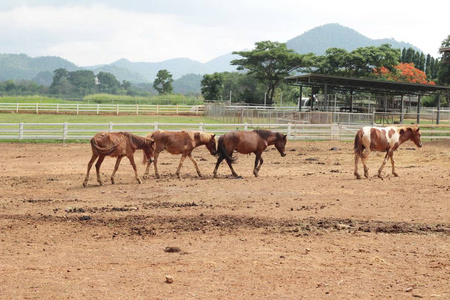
[0,139,449,299]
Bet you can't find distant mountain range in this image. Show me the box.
[0,23,421,87]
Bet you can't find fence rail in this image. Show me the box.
[0,103,204,115]
[0,122,449,142]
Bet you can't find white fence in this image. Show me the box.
[0,103,204,115]
[0,122,449,142]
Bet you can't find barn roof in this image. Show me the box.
[285,73,450,95]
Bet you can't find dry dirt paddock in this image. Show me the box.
[0,139,449,299]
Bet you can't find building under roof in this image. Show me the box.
[285,73,450,123]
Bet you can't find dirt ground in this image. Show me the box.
[0,138,449,299]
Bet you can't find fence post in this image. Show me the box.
[63,122,68,142]
[116,104,119,115]
[136,104,139,115]
[109,122,113,132]
[56,103,59,114]
[76,104,79,115]
[16,102,19,113]
[156,105,159,115]
[97,104,100,115]
[19,122,23,140]
[287,123,292,139]
[36,103,39,114]
[176,105,179,115]
[244,123,248,130]
[154,122,159,131]
[199,123,204,131]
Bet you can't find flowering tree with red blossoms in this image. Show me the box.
[374,62,436,85]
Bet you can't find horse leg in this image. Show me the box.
[188,153,202,177]
[83,153,98,187]
[143,153,154,179]
[253,154,263,177]
[226,158,240,178]
[390,152,398,177]
[127,154,142,184]
[354,154,362,179]
[213,156,225,178]
[175,154,188,179]
[378,152,390,179]
[110,156,123,184]
[153,152,161,179]
[95,155,105,185]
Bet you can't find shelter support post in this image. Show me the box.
[437,93,441,124]
[299,85,303,112]
[350,91,353,112]
[310,89,314,110]
[400,95,404,123]
[324,84,328,111]
[416,95,421,124]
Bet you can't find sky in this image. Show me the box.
[0,0,448,66]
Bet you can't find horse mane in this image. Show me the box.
[397,124,420,133]
[121,132,148,149]
[253,130,273,140]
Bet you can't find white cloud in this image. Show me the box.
[0,1,448,65]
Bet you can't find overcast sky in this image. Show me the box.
[0,0,448,66]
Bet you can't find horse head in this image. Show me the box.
[400,126,422,148]
[143,138,155,163]
[275,133,287,157]
[205,133,217,156]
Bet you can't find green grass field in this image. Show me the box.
[0,113,220,124]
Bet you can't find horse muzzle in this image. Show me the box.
[281,153,286,157]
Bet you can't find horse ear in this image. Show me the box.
[283,134,287,140]
[399,129,405,134]
[211,134,216,138]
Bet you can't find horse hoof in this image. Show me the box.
[82,181,88,187]
[355,175,361,180]
[137,179,143,184]
[393,173,399,177]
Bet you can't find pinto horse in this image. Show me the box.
[354,125,422,179]
[83,132,154,186]
[143,130,216,179]
[213,130,287,178]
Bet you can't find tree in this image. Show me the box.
[231,41,308,105]
[437,35,450,86]
[201,73,224,100]
[97,72,120,94]
[49,68,73,95]
[68,70,96,96]
[374,62,435,85]
[153,69,173,95]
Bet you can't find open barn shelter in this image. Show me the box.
[285,73,450,124]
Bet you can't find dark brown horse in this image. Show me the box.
[143,130,216,179]
[83,132,155,186]
[213,130,287,178]
[354,125,422,179]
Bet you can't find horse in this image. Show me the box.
[83,132,155,186]
[354,125,422,179]
[143,130,216,179]
[213,130,287,178]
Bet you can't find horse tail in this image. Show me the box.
[354,129,365,158]
[90,137,117,156]
[216,135,236,164]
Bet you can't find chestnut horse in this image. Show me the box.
[354,125,422,179]
[213,130,287,178]
[143,130,216,179]
[83,132,154,186]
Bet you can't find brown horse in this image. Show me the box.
[354,125,422,179]
[143,130,216,179]
[213,130,287,178]
[83,132,155,186]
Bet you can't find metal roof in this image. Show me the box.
[285,73,450,95]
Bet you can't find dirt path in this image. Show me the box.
[0,140,449,299]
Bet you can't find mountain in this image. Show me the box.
[286,23,418,54]
[0,53,78,81]
[0,23,425,89]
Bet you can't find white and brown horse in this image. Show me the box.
[143,130,216,179]
[354,125,422,179]
[213,130,287,178]
[83,132,154,186]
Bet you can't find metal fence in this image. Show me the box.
[0,103,204,115]
[1,122,449,142]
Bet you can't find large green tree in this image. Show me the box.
[231,41,309,105]
[201,73,224,100]
[437,35,450,86]
[153,69,173,95]
[97,72,120,94]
